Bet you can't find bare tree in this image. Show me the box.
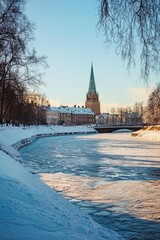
[25,92,49,124]
[99,0,160,81]
[0,0,47,124]
[143,84,160,124]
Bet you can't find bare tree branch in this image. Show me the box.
[0,0,48,124]
[99,0,160,82]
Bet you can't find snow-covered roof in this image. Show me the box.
[49,106,95,115]
[48,106,60,112]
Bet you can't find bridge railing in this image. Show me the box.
[95,124,144,128]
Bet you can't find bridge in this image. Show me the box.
[94,125,143,133]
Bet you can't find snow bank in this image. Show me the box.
[0,126,123,240]
[0,125,96,161]
[132,125,160,141]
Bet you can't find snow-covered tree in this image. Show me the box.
[144,84,160,125]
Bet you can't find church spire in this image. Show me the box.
[85,63,101,115]
[88,63,96,93]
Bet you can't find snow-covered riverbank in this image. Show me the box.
[0,125,96,161]
[132,125,160,141]
[0,126,123,240]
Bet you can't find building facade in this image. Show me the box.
[85,64,101,115]
[46,106,96,125]
[46,107,60,125]
[96,112,143,126]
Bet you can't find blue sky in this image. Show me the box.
[25,0,158,112]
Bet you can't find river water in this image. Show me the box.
[20,133,160,240]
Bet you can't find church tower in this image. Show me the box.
[85,64,101,115]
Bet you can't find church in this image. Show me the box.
[85,64,101,115]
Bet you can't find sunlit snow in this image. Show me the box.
[0,126,123,240]
[20,132,160,240]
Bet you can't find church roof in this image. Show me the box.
[88,64,96,93]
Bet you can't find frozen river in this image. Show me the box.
[20,133,160,240]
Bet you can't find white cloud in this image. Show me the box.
[49,86,155,114]
[49,98,61,107]
[100,102,123,113]
[49,99,85,108]
[127,86,155,104]
[48,99,125,114]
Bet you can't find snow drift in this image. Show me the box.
[0,126,123,240]
[132,125,160,141]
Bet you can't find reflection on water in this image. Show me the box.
[20,133,160,240]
